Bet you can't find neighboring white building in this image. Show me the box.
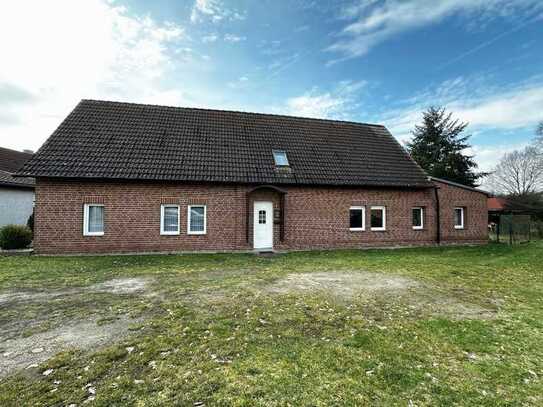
[0,147,34,228]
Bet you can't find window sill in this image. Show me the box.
[370,228,386,232]
[161,232,180,236]
[349,228,365,232]
[412,227,424,231]
[454,226,465,230]
[83,232,104,237]
[188,231,206,235]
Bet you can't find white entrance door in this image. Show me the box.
[253,201,273,250]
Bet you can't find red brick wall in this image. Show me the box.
[434,180,488,244]
[34,179,487,254]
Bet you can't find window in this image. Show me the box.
[412,207,424,230]
[349,206,365,231]
[188,205,206,234]
[272,150,289,166]
[258,210,266,224]
[454,207,464,229]
[161,205,180,235]
[370,206,386,231]
[83,204,104,236]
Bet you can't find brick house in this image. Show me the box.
[16,100,488,254]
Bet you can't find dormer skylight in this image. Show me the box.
[273,150,289,166]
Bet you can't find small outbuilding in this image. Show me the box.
[0,147,34,228]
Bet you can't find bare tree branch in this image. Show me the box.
[487,146,543,195]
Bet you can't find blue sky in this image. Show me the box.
[1,0,542,172]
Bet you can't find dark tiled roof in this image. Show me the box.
[0,170,34,188]
[0,146,33,173]
[17,99,432,188]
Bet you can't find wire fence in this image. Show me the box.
[489,215,543,244]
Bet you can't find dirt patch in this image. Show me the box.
[0,277,150,306]
[267,271,496,320]
[268,271,418,297]
[90,278,148,294]
[0,317,141,378]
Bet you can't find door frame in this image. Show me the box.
[253,201,274,250]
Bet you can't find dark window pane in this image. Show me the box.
[412,208,422,227]
[371,208,383,228]
[190,206,205,232]
[258,210,266,224]
[350,209,362,229]
[163,206,178,232]
[88,206,104,233]
[454,208,463,226]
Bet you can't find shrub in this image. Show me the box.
[0,224,33,250]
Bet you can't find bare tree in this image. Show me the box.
[487,146,543,195]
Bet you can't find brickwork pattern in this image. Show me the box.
[34,179,487,254]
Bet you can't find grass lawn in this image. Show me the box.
[0,242,542,406]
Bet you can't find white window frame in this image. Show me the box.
[160,204,180,235]
[83,204,104,236]
[412,207,424,230]
[454,207,465,229]
[349,206,365,231]
[370,206,386,231]
[187,205,207,235]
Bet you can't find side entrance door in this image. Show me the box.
[253,201,273,250]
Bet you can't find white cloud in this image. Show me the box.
[190,0,245,24]
[467,142,529,172]
[328,0,543,61]
[376,75,543,172]
[453,86,543,129]
[224,34,246,43]
[380,76,543,141]
[279,80,367,120]
[190,0,217,22]
[202,33,219,43]
[0,0,188,151]
[227,76,250,89]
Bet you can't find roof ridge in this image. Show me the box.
[80,98,386,128]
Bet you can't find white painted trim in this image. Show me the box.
[349,206,365,231]
[187,205,207,235]
[160,204,180,235]
[83,204,104,236]
[412,207,424,230]
[454,207,465,229]
[370,206,386,231]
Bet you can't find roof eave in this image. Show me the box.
[24,173,434,189]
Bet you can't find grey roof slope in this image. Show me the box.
[430,177,489,196]
[0,170,34,189]
[0,146,33,173]
[17,99,432,188]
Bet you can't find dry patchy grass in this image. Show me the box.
[0,242,542,405]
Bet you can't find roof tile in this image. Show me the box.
[18,99,432,188]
